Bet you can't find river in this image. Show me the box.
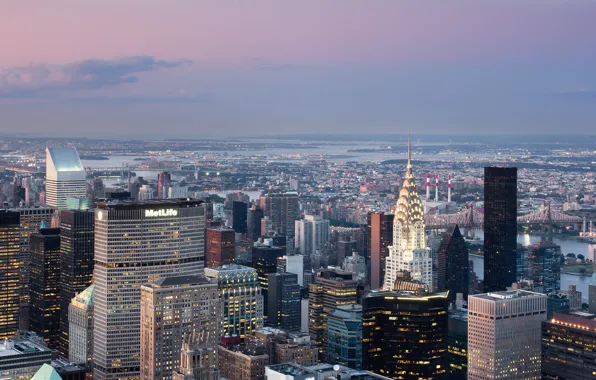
[469,232,596,301]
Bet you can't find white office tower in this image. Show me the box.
[468,290,547,380]
[294,214,330,256]
[68,284,94,367]
[383,135,432,289]
[45,147,87,209]
[278,254,305,286]
[93,199,206,380]
[140,275,220,380]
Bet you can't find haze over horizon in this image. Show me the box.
[1,0,595,137]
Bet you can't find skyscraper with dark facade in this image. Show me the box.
[259,193,299,250]
[437,224,469,301]
[367,212,393,290]
[267,272,301,331]
[483,167,517,292]
[58,210,94,358]
[362,288,449,379]
[252,244,285,320]
[206,227,235,268]
[249,206,264,242]
[29,227,61,349]
[0,210,20,340]
[232,201,248,234]
[528,241,562,293]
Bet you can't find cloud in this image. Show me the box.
[71,93,214,105]
[0,56,191,98]
[555,89,596,98]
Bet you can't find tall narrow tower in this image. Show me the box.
[383,134,433,289]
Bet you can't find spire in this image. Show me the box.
[406,131,413,176]
[407,131,411,163]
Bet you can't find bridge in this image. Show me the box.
[425,201,582,230]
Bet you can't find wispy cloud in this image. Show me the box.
[0,56,191,98]
[72,93,214,105]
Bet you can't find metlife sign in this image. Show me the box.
[145,209,178,218]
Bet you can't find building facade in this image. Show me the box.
[267,272,301,331]
[437,224,469,301]
[93,199,206,380]
[58,210,94,358]
[368,212,393,291]
[259,193,300,250]
[29,227,61,349]
[0,210,20,340]
[294,214,330,257]
[483,167,518,292]
[45,147,87,210]
[68,284,94,367]
[172,332,220,380]
[232,201,248,234]
[140,275,221,380]
[218,344,269,380]
[204,265,264,341]
[527,241,562,293]
[362,289,449,379]
[383,137,433,289]
[0,336,52,380]
[252,244,285,320]
[468,290,546,380]
[206,227,235,268]
[327,304,362,370]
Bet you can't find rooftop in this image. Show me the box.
[205,264,257,274]
[72,284,94,308]
[364,289,449,301]
[0,338,50,358]
[96,198,204,209]
[473,290,545,301]
[267,363,315,376]
[46,147,84,172]
[151,275,212,288]
[31,364,62,380]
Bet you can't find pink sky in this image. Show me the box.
[2,1,595,67]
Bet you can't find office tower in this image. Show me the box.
[0,336,52,379]
[367,212,393,290]
[437,224,469,301]
[336,240,355,268]
[45,147,87,209]
[384,136,432,289]
[172,332,220,380]
[10,207,54,331]
[0,210,20,340]
[308,268,358,361]
[249,206,264,242]
[93,199,205,380]
[252,244,285,319]
[58,210,94,358]
[546,293,569,318]
[542,310,596,379]
[157,171,171,199]
[294,215,330,257]
[140,275,220,380]
[562,285,582,310]
[468,290,546,379]
[206,227,235,268]
[68,284,94,368]
[342,252,366,281]
[327,304,362,370]
[217,344,269,380]
[232,201,248,234]
[516,244,529,281]
[205,265,263,341]
[91,178,105,199]
[483,167,518,292]
[267,273,301,331]
[527,241,562,293]
[29,227,61,349]
[277,253,305,286]
[448,304,468,379]
[362,287,449,379]
[259,193,299,249]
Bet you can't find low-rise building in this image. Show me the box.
[0,334,52,380]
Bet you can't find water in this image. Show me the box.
[469,232,596,301]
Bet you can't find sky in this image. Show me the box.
[1,0,596,138]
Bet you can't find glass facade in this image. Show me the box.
[327,304,362,370]
[0,211,20,340]
[437,224,469,301]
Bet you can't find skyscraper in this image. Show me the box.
[249,206,264,242]
[483,167,518,292]
[10,207,53,331]
[527,241,562,293]
[93,199,205,380]
[68,284,94,367]
[437,224,469,301]
[252,244,285,320]
[362,287,449,379]
[45,147,87,210]
[172,332,220,380]
[308,268,358,362]
[232,201,248,234]
[29,227,61,349]
[0,210,20,340]
[267,272,301,331]
[327,304,362,370]
[383,135,432,289]
[367,212,393,290]
[204,264,263,341]
[468,290,546,379]
[58,210,94,358]
[206,227,235,268]
[140,275,220,380]
[259,193,300,250]
[294,215,330,257]
[157,171,171,199]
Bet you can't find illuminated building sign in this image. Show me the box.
[145,209,178,218]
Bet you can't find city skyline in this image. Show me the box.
[1,1,596,137]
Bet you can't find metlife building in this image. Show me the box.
[92,199,205,380]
